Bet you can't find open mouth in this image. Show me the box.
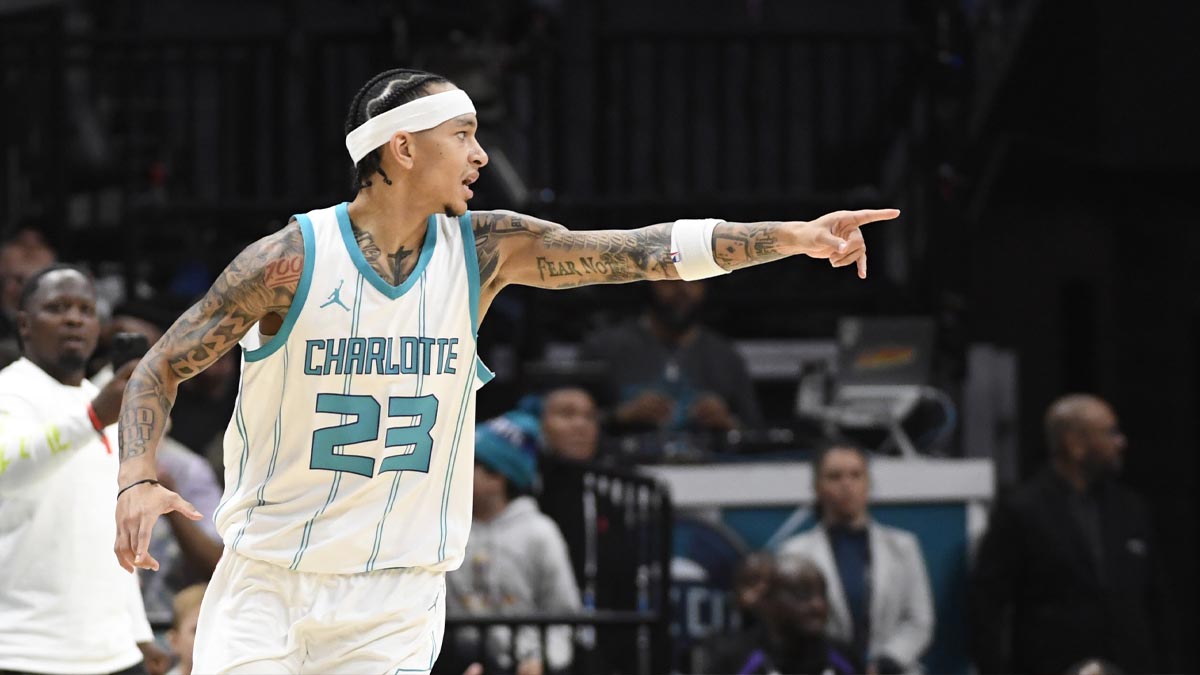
[461,174,478,199]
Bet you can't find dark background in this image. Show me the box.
[2,0,1196,669]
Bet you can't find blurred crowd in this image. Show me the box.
[0,231,1175,675]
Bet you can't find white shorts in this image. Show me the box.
[193,548,446,675]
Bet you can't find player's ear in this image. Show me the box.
[386,132,415,171]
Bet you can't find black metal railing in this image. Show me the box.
[436,459,674,675]
[439,610,660,675]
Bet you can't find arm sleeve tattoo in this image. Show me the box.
[471,211,795,290]
[118,222,304,467]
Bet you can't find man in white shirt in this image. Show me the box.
[0,264,183,675]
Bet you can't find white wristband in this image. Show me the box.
[670,219,730,281]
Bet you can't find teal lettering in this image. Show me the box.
[344,337,367,375]
[445,338,459,375]
[418,337,436,376]
[305,340,324,375]
[435,338,449,375]
[307,335,463,378]
[400,337,418,374]
[324,338,346,375]
[366,338,387,375]
[384,337,401,375]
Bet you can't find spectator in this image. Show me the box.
[732,550,775,622]
[579,280,762,434]
[165,584,205,675]
[91,303,225,626]
[970,394,1169,674]
[538,386,601,462]
[530,386,613,597]
[0,230,57,369]
[0,264,172,675]
[778,442,935,673]
[531,385,642,674]
[444,412,582,675]
[700,553,861,675]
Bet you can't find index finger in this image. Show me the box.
[835,209,900,236]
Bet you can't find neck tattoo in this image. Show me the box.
[353,224,420,286]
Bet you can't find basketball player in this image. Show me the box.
[113,69,898,674]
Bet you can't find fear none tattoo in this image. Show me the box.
[534,254,638,281]
[474,211,676,287]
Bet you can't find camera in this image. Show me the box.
[110,332,150,368]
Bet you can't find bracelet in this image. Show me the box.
[117,478,160,500]
[86,403,113,455]
[86,403,105,431]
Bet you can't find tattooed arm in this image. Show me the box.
[472,208,899,298]
[114,221,305,572]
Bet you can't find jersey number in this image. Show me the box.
[310,393,439,478]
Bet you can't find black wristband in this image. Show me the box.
[117,478,160,500]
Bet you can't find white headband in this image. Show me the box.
[345,89,476,164]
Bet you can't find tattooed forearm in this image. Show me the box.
[118,221,304,471]
[117,361,173,462]
[472,211,805,290]
[712,222,789,271]
[472,210,677,289]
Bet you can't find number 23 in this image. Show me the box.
[310,393,439,478]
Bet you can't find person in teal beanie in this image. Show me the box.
[474,410,542,492]
[440,412,582,675]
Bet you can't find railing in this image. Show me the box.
[439,610,661,675]
[434,458,675,674]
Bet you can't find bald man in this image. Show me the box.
[702,554,861,675]
[969,394,1169,674]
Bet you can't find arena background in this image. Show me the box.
[1,0,1197,672]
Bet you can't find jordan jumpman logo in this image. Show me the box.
[320,279,351,311]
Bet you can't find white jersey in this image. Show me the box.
[214,202,493,575]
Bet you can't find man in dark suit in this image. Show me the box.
[970,394,1170,674]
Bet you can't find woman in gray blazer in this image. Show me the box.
[778,443,935,674]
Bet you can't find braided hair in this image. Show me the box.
[345,68,452,191]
